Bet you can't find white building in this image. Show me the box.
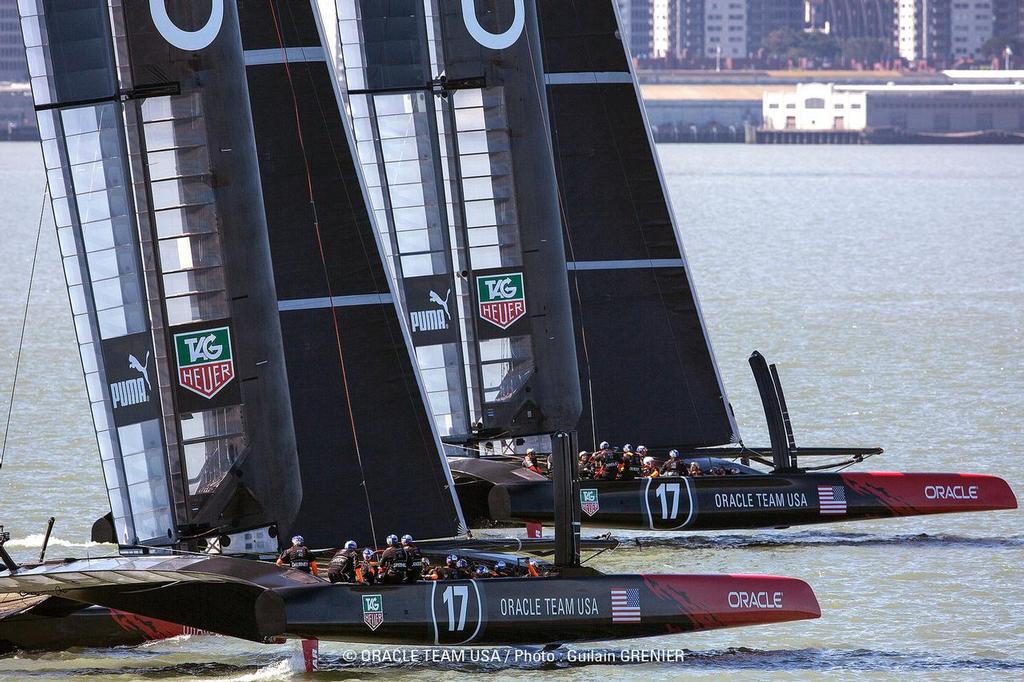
[652,0,672,58]
[704,0,746,59]
[763,83,867,130]
[763,81,1024,132]
[897,0,920,62]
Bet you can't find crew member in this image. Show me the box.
[356,548,378,584]
[474,565,493,579]
[597,447,621,480]
[429,554,459,580]
[523,448,544,474]
[660,449,683,476]
[401,534,422,583]
[454,558,473,579]
[327,539,359,583]
[687,461,703,477]
[619,444,642,480]
[277,535,318,576]
[379,534,410,584]
[642,455,660,478]
[493,560,514,577]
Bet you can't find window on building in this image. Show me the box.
[805,98,826,109]
[785,116,796,129]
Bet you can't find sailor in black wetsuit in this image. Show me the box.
[327,540,359,583]
[660,449,683,476]
[619,444,642,480]
[379,534,410,585]
[598,447,621,480]
[453,558,473,580]
[400,534,422,583]
[277,535,318,575]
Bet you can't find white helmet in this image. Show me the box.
[599,441,610,450]
[637,445,648,453]
[401,534,413,545]
[291,535,304,545]
[344,540,357,550]
[623,443,633,452]
[669,449,680,458]
[643,456,655,466]
[386,534,399,546]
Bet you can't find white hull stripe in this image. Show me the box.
[279,294,393,311]
[567,259,685,271]
[545,72,633,86]
[244,47,326,66]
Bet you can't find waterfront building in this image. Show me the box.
[618,0,656,59]
[811,0,899,52]
[763,81,1024,132]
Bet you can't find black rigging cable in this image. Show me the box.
[0,184,48,471]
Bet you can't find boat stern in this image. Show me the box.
[841,472,1018,516]
[641,574,821,632]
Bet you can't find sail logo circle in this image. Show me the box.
[150,0,224,51]
[461,0,525,50]
[477,272,526,329]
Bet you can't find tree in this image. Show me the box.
[761,29,840,63]
[841,37,887,65]
[981,35,1024,61]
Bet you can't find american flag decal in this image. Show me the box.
[818,485,848,515]
[611,588,641,623]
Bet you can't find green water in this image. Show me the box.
[0,142,1021,679]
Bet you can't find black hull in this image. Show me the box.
[481,470,1017,530]
[0,557,819,652]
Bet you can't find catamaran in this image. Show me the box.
[318,0,1016,533]
[0,0,821,657]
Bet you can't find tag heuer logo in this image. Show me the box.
[477,272,526,329]
[580,488,600,517]
[173,326,235,399]
[362,594,384,631]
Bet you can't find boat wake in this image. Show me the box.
[4,646,1022,676]
[610,531,1024,550]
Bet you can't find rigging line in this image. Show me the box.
[267,0,378,545]
[287,5,451,503]
[0,184,49,471]
[519,4,597,447]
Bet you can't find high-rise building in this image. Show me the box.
[674,0,706,59]
[993,0,1023,39]
[617,0,656,59]
[746,0,805,56]
[653,0,673,57]
[704,0,747,58]
[897,0,921,60]
[0,0,27,82]
[899,1,996,63]
[950,0,994,60]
